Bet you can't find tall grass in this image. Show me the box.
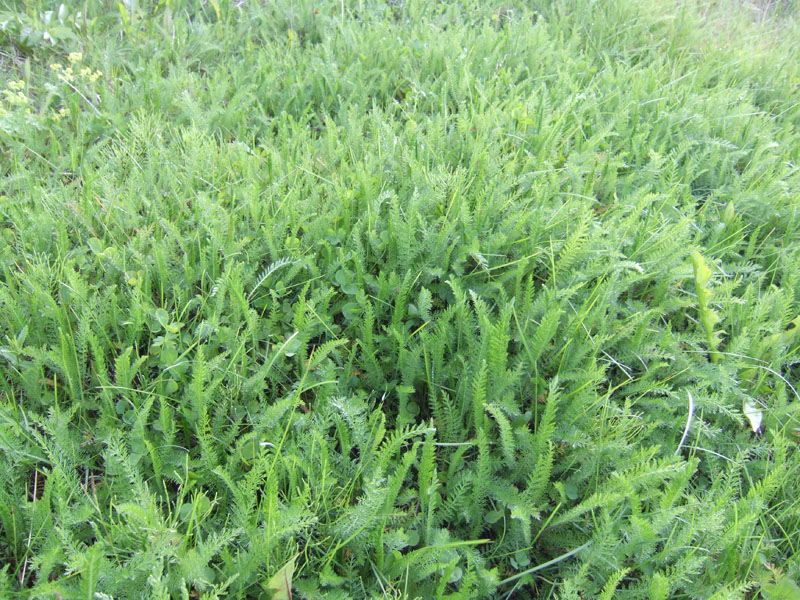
[1,0,799,598]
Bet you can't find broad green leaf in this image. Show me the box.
[265,557,296,600]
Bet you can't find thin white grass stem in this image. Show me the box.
[498,541,592,586]
[675,391,695,456]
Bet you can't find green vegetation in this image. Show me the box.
[1,0,800,598]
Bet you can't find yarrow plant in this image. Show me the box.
[1,0,799,599]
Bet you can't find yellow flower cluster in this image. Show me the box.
[1,52,104,124]
[51,54,102,84]
[2,81,29,107]
[83,68,102,83]
[51,107,69,123]
[56,65,75,84]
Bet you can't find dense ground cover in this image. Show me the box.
[2,0,800,597]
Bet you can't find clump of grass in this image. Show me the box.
[1,0,799,598]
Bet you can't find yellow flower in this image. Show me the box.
[50,63,63,71]
[68,52,83,63]
[52,107,68,122]
[89,70,102,83]
[2,89,29,106]
[7,80,25,91]
[58,68,74,84]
